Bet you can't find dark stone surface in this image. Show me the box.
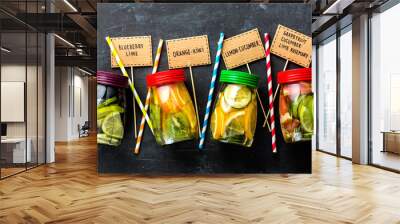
[97,3,312,174]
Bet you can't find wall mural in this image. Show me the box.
[97,3,312,174]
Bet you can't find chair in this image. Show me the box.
[78,121,90,138]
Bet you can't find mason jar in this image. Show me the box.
[146,69,198,145]
[277,68,313,143]
[210,70,259,147]
[97,71,128,146]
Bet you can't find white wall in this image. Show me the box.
[55,66,68,141]
[1,63,46,164]
[1,64,39,138]
[54,66,89,141]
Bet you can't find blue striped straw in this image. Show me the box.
[199,32,225,149]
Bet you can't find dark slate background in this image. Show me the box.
[97,3,312,174]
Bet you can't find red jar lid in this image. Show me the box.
[146,69,185,87]
[277,68,312,84]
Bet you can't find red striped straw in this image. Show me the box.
[264,33,277,153]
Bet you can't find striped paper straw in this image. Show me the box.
[134,39,163,154]
[264,33,277,154]
[105,36,153,132]
[199,32,224,149]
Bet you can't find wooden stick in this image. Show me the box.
[130,67,137,138]
[263,60,289,128]
[283,59,289,71]
[189,66,201,137]
[246,64,270,131]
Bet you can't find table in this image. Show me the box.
[1,138,32,163]
[381,131,400,154]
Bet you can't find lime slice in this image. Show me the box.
[291,95,305,119]
[97,133,120,146]
[299,95,313,133]
[97,118,104,128]
[303,133,313,139]
[97,96,118,109]
[102,112,124,139]
[223,84,251,109]
[97,105,124,120]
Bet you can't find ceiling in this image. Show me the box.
[0,0,391,71]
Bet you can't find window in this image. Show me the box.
[370,3,400,171]
[0,1,47,179]
[317,35,337,154]
[339,27,352,158]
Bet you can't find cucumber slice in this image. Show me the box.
[221,94,232,113]
[223,84,252,109]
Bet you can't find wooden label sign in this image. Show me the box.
[166,35,211,69]
[270,25,312,68]
[110,36,153,68]
[222,28,265,69]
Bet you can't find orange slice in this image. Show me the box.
[211,104,225,140]
[244,99,257,141]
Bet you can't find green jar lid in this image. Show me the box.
[220,70,259,89]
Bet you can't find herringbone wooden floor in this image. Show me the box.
[1,136,399,224]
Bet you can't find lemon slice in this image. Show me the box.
[211,106,224,139]
[102,112,124,139]
[223,84,251,109]
[244,101,257,142]
[171,83,190,109]
[223,111,245,138]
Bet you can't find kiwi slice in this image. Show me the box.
[163,112,192,142]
